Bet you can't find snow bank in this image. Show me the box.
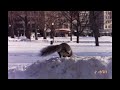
[8,36,31,42]
[8,56,112,79]
[8,36,112,43]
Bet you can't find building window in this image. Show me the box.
[109,20,112,23]
[105,25,107,28]
[106,16,107,19]
[110,16,112,19]
[106,11,108,15]
[107,12,108,14]
[108,24,112,28]
[106,21,107,23]
[107,21,109,23]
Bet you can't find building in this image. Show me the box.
[55,28,71,37]
[103,11,112,33]
[97,11,112,36]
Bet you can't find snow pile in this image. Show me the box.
[8,56,112,79]
[99,36,112,42]
[8,36,31,42]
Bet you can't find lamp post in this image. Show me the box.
[9,24,14,38]
[72,20,77,25]
[9,24,11,27]
[43,24,47,39]
[72,19,79,43]
[50,23,54,45]
[8,24,11,36]
[51,23,54,38]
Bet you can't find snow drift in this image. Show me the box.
[8,56,112,79]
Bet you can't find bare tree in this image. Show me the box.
[45,11,62,29]
[34,11,38,40]
[8,11,15,38]
[61,11,74,41]
[43,11,47,39]
[43,11,65,38]
[13,11,31,39]
[22,11,31,39]
[8,11,45,40]
[62,11,89,43]
[89,11,102,46]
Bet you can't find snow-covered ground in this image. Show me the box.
[8,36,112,79]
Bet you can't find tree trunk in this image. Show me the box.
[17,30,20,39]
[76,26,79,43]
[70,32,72,41]
[70,34,72,41]
[25,25,28,38]
[93,23,99,46]
[93,28,99,46]
[35,28,38,40]
[29,29,31,40]
[24,12,31,40]
[43,23,47,39]
[10,11,14,38]
[25,16,28,39]
[89,11,99,46]
[43,30,47,39]
[34,11,38,40]
[95,36,99,46]
[76,12,80,43]
[70,16,73,41]
[50,25,54,39]
[10,25,14,38]
[77,33,79,43]
[25,21,31,39]
[25,26,31,39]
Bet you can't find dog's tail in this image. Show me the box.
[40,45,61,56]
